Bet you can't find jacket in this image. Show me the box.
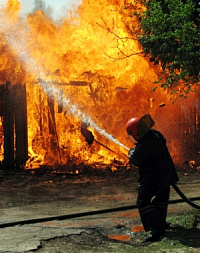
[128,129,179,189]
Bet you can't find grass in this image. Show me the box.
[123,209,200,253]
[167,209,198,228]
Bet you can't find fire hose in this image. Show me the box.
[0,183,199,229]
[172,183,200,209]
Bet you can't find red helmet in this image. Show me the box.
[126,114,155,141]
[126,117,140,140]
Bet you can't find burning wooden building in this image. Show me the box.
[0,0,200,171]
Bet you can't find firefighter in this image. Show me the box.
[126,114,179,242]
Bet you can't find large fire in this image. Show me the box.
[0,0,199,169]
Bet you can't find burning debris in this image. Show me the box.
[81,121,94,145]
[159,103,166,107]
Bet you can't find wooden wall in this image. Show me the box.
[0,82,28,170]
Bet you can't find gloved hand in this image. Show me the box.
[128,148,135,159]
[128,148,141,166]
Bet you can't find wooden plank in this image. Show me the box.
[2,82,15,169]
[69,81,87,86]
[47,94,56,136]
[14,84,28,170]
[47,91,62,161]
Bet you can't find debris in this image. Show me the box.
[81,121,94,144]
[114,87,127,91]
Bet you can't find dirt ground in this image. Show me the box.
[0,164,200,252]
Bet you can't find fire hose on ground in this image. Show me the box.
[172,183,200,210]
[0,183,199,229]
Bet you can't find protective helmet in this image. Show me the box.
[126,117,140,140]
[126,114,155,141]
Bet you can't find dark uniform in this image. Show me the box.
[129,129,179,233]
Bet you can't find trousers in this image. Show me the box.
[137,183,170,232]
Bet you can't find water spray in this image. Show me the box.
[40,79,129,151]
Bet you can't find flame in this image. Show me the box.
[5,0,21,20]
[0,0,200,169]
